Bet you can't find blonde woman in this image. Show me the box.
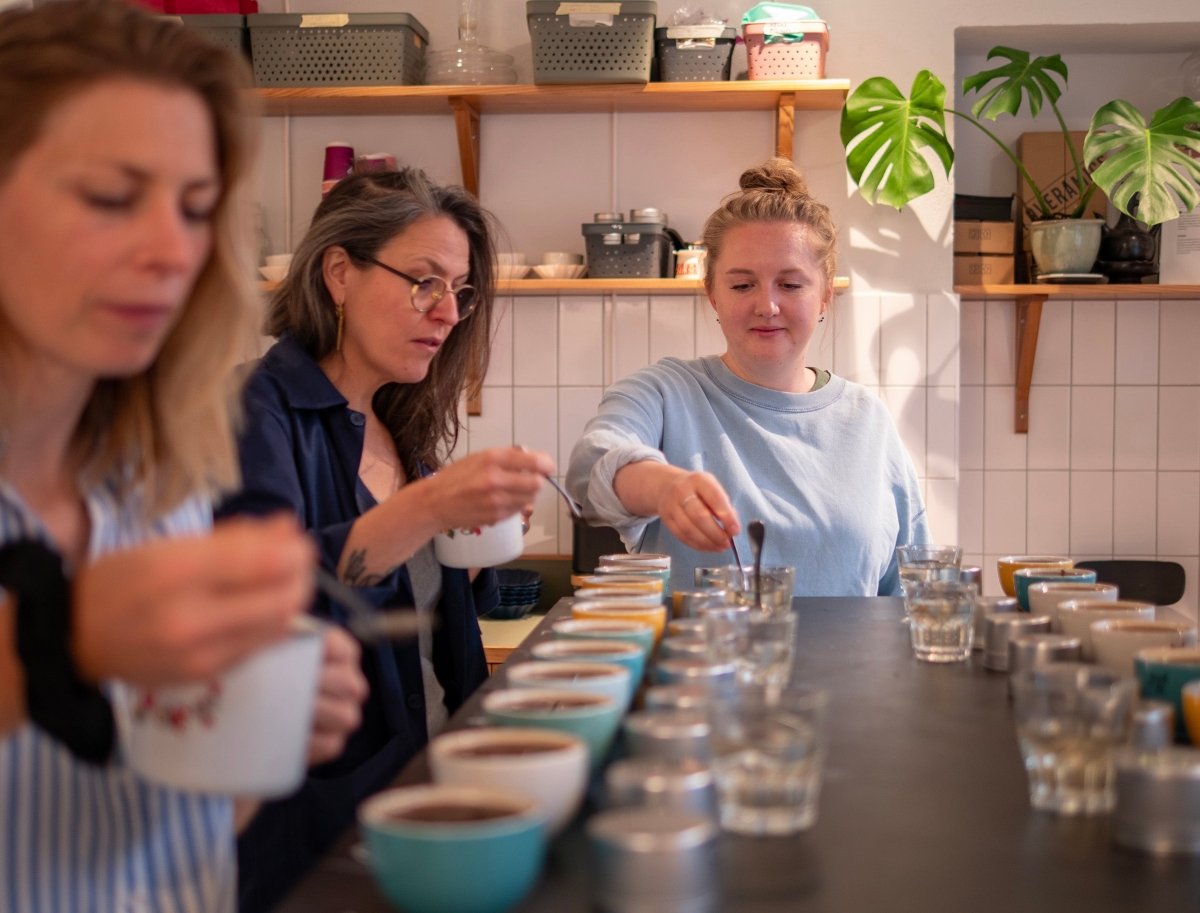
[0,2,364,910]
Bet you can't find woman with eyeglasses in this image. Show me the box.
[224,168,554,911]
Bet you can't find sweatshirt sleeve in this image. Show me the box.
[565,375,670,550]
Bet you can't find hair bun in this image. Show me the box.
[738,157,809,196]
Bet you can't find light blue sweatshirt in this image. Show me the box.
[566,356,930,596]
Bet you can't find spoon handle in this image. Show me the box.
[315,567,424,643]
[728,536,750,591]
[543,474,583,519]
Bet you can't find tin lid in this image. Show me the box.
[1113,747,1200,855]
[1130,700,1176,751]
[653,657,736,686]
[594,211,623,222]
[643,683,714,712]
[659,635,709,660]
[588,807,719,908]
[983,613,1051,669]
[630,207,668,224]
[604,757,717,816]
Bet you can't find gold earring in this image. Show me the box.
[335,302,345,351]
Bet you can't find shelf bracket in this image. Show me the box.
[775,92,795,160]
[1014,295,1046,434]
[450,96,482,198]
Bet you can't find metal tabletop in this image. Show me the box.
[279,597,1200,912]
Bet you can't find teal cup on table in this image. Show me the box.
[1013,566,1097,612]
[549,618,656,657]
[482,687,622,767]
[1134,647,1200,741]
[530,639,646,704]
[358,784,546,913]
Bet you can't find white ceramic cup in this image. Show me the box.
[1056,599,1157,660]
[433,514,523,568]
[111,618,323,796]
[506,660,631,711]
[1090,619,1198,676]
[1028,581,1119,631]
[428,727,588,835]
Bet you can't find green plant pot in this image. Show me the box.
[1029,218,1104,275]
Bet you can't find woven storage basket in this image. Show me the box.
[743,19,828,79]
[654,25,736,82]
[247,13,428,86]
[527,1,656,85]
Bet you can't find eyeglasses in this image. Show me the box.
[363,257,478,319]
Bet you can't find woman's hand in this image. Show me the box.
[72,514,315,686]
[657,471,741,552]
[421,446,555,532]
[306,626,367,765]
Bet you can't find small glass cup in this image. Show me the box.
[906,579,976,663]
[707,684,828,835]
[694,564,796,598]
[728,571,793,615]
[1011,662,1135,815]
[703,607,796,691]
[896,544,963,622]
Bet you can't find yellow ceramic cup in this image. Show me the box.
[1182,680,1200,747]
[996,555,1074,598]
[571,600,668,644]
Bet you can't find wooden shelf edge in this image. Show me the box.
[259,276,850,296]
[956,283,1200,300]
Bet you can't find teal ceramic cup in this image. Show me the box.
[506,660,631,714]
[529,639,646,706]
[550,618,655,657]
[1013,566,1097,612]
[483,687,622,767]
[1134,647,1200,740]
[359,784,546,913]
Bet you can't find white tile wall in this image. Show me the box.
[962,292,1200,618]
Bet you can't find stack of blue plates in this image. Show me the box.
[489,569,542,620]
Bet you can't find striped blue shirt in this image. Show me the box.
[0,480,235,913]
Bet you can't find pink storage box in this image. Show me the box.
[743,19,828,79]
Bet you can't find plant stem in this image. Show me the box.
[1047,99,1096,218]
[946,107,1053,218]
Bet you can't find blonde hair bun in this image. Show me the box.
[738,157,809,197]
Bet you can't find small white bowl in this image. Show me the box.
[1091,618,1197,675]
[497,263,531,280]
[533,264,586,280]
[265,253,294,269]
[1057,599,1156,660]
[258,265,287,283]
[541,251,583,265]
[496,252,526,265]
[1028,581,1119,630]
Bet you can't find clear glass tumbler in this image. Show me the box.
[1011,662,1135,815]
[896,544,963,623]
[703,608,796,691]
[906,579,976,663]
[707,684,828,835]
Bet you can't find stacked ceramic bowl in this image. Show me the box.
[490,569,542,620]
[533,252,586,280]
[496,252,529,280]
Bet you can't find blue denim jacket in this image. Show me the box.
[219,334,493,912]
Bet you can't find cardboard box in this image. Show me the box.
[954,253,1015,285]
[954,220,1015,255]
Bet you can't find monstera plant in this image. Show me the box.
[840,46,1200,229]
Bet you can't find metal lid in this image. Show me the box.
[983,613,1051,670]
[659,635,708,660]
[594,211,623,222]
[1130,700,1176,751]
[1114,747,1200,855]
[604,757,717,818]
[629,207,668,224]
[623,709,710,762]
[1006,633,1081,694]
[588,807,719,911]
[643,683,715,712]
[653,657,735,686]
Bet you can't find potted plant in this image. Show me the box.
[839,46,1200,276]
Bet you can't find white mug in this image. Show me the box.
[111,618,323,797]
[433,513,524,569]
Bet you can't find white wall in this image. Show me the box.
[251,0,1200,618]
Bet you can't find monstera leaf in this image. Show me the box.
[962,47,1068,123]
[1085,97,1200,226]
[840,71,953,209]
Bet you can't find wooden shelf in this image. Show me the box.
[955,284,1200,433]
[254,80,850,195]
[259,276,850,296]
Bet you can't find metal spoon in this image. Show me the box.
[728,535,750,591]
[748,519,765,609]
[315,567,425,643]
[543,474,583,519]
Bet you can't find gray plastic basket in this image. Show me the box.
[175,15,249,59]
[654,26,735,81]
[583,221,673,278]
[247,13,428,86]
[527,1,655,85]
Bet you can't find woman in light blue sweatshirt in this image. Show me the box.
[567,159,929,596]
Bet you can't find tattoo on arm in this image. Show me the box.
[341,549,387,587]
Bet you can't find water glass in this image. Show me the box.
[896,544,962,622]
[728,571,793,614]
[704,608,796,690]
[695,564,796,599]
[906,580,976,663]
[707,684,828,835]
[1011,662,1135,815]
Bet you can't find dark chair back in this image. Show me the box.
[1072,560,1186,606]
[570,516,626,574]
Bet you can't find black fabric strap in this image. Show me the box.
[0,540,115,764]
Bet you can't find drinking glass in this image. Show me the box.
[703,607,796,691]
[906,580,976,663]
[707,684,828,835]
[695,564,796,600]
[896,544,962,622]
[728,571,793,615]
[1011,662,1135,815]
